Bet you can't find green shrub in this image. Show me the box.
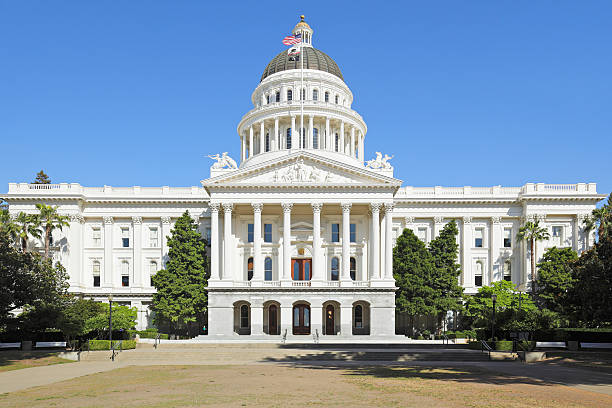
[494,340,513,351]
[87,339,136,350]
[136,331,168,339]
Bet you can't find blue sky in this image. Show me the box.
[1,1,610,197]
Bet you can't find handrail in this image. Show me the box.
[110,340,123,361]
[281,329,287,344]
[480,340,492,360]
[154,333,161,349]
[313,329,319,344]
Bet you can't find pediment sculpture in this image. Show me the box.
[366,152,393,169]
[208,152,238,170]
[273,159,332,183]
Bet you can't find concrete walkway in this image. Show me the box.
[1,346,610,396]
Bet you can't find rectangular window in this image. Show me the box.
[350,223,356,243]
[93,276,100,287]
[417,227,427,243]
[92,261,101,287]
[122,275,130,287]
[474,228,483,248]
[121,228,130,247]
[474,274,483,287]
[503,261,512,282]
[552,226,562,238]
[149,227,158,247]
[264,223,272,243]
[503,228,512,248]
[205,227,211,246]
[331,223,340,243]
[92,227,101,247]
[247,224,254,243]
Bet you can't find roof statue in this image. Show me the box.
[208,152,238,170]
[366,152,393,170]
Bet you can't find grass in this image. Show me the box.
[0,351,72,373]
[0,364,610,407]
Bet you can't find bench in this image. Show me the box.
[580,342,612,349]
[35,341,67,349]
[0,343,21,349]
[536,341,566,349]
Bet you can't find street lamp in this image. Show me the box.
[108,294,113,353]
[491,293,497,343]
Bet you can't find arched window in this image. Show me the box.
[286,128,292,149]
[287,89,293,101]
[266,94,270,104]
[313,128,319,149]
[240,305,249,328]
[475,261,483,287]
[354,305,363,328]
[324,91,329,102]
[350,257,356,280]
[149,261,157,287]
[265,132,270,152]
[331,257,339,281]
[313,89,318,101]
[92,260,100,287]
[334,133,339,152]
[265,257,272,281]
[301,88,306,100]
[247,257,253,281]
[121,260,129,287]
[503,260,512,282]
[275,91,280,102]
[335,95,339,104]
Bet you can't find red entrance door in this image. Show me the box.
[293,305,311,335]
[291,259,312,280]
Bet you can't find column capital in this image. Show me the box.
[252,203,264,213]
[222,203,234,213]
[433,215,443,224]
[491,216,502,224]
[281,202,293,213]
[311,202,323,213]
[209,202,221,213]
[161,216,171,225]
[70,214,85,224]
[369,202,382,212]
[577,212,590,221]
[463,216,472,224]
[384,202,394,212]
[404,216,415,224]
[132,216,142,225]
[341,202,352,212]
[103,216,114,225]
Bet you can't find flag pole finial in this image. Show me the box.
[300,15,305,22]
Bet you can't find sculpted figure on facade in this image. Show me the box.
[208,152,238,170]
[273,159,331,183]
[366,152,393,169]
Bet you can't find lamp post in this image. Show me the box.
[491,293,497,343]
[108,294,113,360]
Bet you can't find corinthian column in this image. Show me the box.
[384,203,394,280]
[252,203,264,281]
[222,203,234,281]
[260,121,265,153]
[311,203,323,281]
[370,203,381,281]
[249,126,254,158]
[132,216,143,287]
[341,202,352,281]
[209,203,220,281]
[103,216,113,287]
[282,203,293,281]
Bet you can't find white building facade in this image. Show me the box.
[2,18,605,337]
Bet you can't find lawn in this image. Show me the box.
[0,364,610,408]
[0,352,73,373]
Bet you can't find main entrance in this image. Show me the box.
[293,304,310,335]
[269,304,278,335]
[292,258,312,280]
[325,304,335,335]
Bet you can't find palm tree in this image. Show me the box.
[0,208,19,244]
[14,211,41,253]
[516,220,550,295]
[583,193,612,243]
[36,203,70,259]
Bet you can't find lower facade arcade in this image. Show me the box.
[207,290,395,337]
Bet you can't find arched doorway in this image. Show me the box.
[269,304,278,335]
[325,305,335,335]
[293,304,310,335]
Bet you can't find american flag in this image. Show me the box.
[282,33,302,46]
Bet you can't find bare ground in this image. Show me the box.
[0,364,610,408]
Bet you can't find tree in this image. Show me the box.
[33,170,51,184]
[152,211,208,337]
[535,247,578,315]
[13,212,41,253]
[0,208,19,245]
[393,228,437,335]
[57,298,107,342]
[35,204,70,259]
[428,220,464,325]
[516,220,550,295]
[84,304,137,333]
[584,193,612,243]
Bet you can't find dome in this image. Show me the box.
[260,47,344,82]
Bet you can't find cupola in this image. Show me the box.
[292,15,313,47]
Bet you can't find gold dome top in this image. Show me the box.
[294,15,311,30]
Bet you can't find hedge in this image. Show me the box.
[88,340,136,351]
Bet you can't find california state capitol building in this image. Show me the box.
[3,17,605,339]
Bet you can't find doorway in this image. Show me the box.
[292,258,312,280]
[325,304,335,335]
[293,304,310,335]
[269,304,278,335]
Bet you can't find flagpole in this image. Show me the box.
[300,41,304,149]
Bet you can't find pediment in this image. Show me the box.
[201,152,402,190]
